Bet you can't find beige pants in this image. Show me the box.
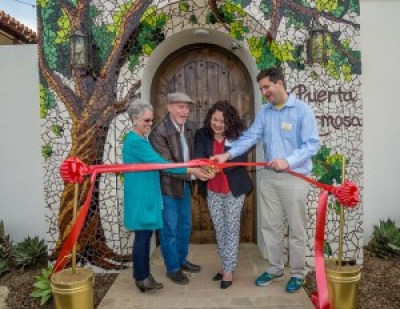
[259,169,309,279]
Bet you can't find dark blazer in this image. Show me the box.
[149,115,196,198]
[194,127,253,199]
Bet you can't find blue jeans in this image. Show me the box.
[133,230,153,280]
[160,183,192,273]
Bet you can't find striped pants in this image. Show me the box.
[207,190,245,272]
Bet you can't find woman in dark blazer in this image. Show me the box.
[194,101,253,289]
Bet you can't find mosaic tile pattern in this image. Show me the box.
[38,0,362,270]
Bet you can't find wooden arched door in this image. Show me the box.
[151,44,255,243]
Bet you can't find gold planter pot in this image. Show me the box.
[325,259,361,309]
[51,268,94,309]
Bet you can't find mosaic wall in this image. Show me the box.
[38,0,362,270]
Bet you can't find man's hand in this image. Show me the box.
[188,168,216,181]
[210,152,231,164]
[270,159,289,171]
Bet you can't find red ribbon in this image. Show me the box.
[288,169,359,309]
[55,157,360,309]
[54,157,215,272]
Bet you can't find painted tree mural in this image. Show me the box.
[38,0,167,268]
[39,0,362,269]
[209,0,360,78]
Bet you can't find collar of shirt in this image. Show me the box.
[265,93,296,110]
[169,116,185,134]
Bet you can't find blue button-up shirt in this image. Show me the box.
[228,94,320,175]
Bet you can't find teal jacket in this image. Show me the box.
[122,131,187,231]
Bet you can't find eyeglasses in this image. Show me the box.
[141,118,153,123]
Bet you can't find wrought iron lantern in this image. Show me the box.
[70,30,88,69]
[307,19,328,65]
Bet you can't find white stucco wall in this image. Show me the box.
[361,0,400,240]
[0,44,45,242]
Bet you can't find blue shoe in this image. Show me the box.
[286,277,305,293]
[255,272,284,286]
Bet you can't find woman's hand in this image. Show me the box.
[188,168,216,181]
[201,166,221,175]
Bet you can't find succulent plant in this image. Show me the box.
[14,236,47,269]
[30,265,53,306]
[367,219,400,259]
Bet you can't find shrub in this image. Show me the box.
[0,233,13,262]
[0,221,13,275]
[0,258,9,276]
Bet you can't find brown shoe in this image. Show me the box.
[167,269,189,285]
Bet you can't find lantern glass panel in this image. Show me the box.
[311,31,325,64]
[70,31,87,69]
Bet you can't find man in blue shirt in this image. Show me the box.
[211,67,320,293]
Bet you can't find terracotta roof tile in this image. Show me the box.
[0,10,37,44]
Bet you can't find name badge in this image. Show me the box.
[225,139,233,147]
[281,122,292,131]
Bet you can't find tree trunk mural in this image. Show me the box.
[38,0,150,268]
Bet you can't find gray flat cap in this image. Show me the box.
[167,92,194,104]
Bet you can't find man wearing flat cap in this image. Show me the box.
[149,92,213,285]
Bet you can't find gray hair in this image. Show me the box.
[127,99,153,125]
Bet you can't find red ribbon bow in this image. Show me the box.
[308,180,360,309]
[60,157,92,184]
[332,181,360,208]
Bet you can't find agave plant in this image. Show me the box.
[30,265,53,306]
[367,219,400,259]
[14,236,47,269]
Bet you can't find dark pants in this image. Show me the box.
[160,183,192,273]
[133,230,153,280]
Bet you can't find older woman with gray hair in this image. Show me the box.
[123,99,209,292]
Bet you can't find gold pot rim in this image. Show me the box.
[51,268,93,289]
[325,259,361,276]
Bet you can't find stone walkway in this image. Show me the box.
[98,244,313,309]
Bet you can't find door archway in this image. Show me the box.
[151,43,256,242]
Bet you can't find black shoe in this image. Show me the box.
[135,275,163,293]
[212,273,223,281]
[220,280,232,289]
[167,269,189,285]
[181,261,201,273]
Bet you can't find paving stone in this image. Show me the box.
[98,244,313,308]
